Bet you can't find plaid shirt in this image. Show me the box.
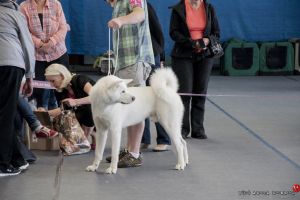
[112,0,154,69]
[20,0,68,62]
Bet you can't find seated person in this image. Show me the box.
[15,95,58,164]
[17,96,58,138]
[45,63,96,148]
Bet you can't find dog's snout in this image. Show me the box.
[132,96,135,101]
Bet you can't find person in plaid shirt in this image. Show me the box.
[104,0,155,168]
[20,0,69,111]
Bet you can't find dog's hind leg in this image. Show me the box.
[160,122,186,170]
[86,120,108,172]
[172,135,186,170]
[181,137,189,165]
[105,126,122,174]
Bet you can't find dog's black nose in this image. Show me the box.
[132,96,135,101]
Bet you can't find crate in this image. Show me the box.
[294,40,300,74]
[221,41,259,76]
[259,42,294,75]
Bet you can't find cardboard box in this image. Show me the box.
[29,131,60,150]
[28,111,60,151]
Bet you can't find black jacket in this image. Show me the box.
[148,3,165,61]
[55,75,95,112]
[169,0,220,59]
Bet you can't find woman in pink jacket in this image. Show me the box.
[20,0,69,110]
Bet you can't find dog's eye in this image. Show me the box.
[121,90,125,93]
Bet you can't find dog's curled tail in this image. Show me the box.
[150,68,179,101]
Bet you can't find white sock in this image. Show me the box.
[129,152,139,159]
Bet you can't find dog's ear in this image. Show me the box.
[108,80,122,90]
[122,79,133,85]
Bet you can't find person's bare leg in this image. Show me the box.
[127,121,144,154]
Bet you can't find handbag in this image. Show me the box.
[53,104,90,155]
[208,35,224,58]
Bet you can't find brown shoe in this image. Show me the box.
[118,153,143,168]
[105,149,128,163]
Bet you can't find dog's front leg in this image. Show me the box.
[86,127,108,172]
[105,126,122,174]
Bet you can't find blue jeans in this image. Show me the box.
[15,96,39,162]
[42,89,58,110]
[16,96,41,135]
[141,55,171,145]
[142,118,171,145]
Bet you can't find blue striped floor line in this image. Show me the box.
[207,98,300,171]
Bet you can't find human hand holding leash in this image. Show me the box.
[108,18,123,29]
[62,98,78,107]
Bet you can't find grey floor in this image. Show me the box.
[1,75,300,200]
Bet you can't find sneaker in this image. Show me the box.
[0,165,21,177]
[106,149,128,163]
[26,158,36,164]
[191,132,207,139]
[152,144,169,152]
[11,160,29,171]
[18,162,29,171]
[118,152,143,168]
[35,126,58,138]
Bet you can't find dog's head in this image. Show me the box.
[99,76,135,105]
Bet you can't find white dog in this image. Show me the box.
[86,68,188,174]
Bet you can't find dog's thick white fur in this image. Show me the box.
[86,68,188,174]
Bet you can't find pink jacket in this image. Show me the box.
[20,0,69,62]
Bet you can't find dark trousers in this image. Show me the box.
[172,57,214,135]
[141,55,171,145]
[33,53,69,109]
[0,66,24,168]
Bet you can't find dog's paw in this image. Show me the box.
[86,165,98,172]
[105,167,117,174]
[175,163,185,170]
